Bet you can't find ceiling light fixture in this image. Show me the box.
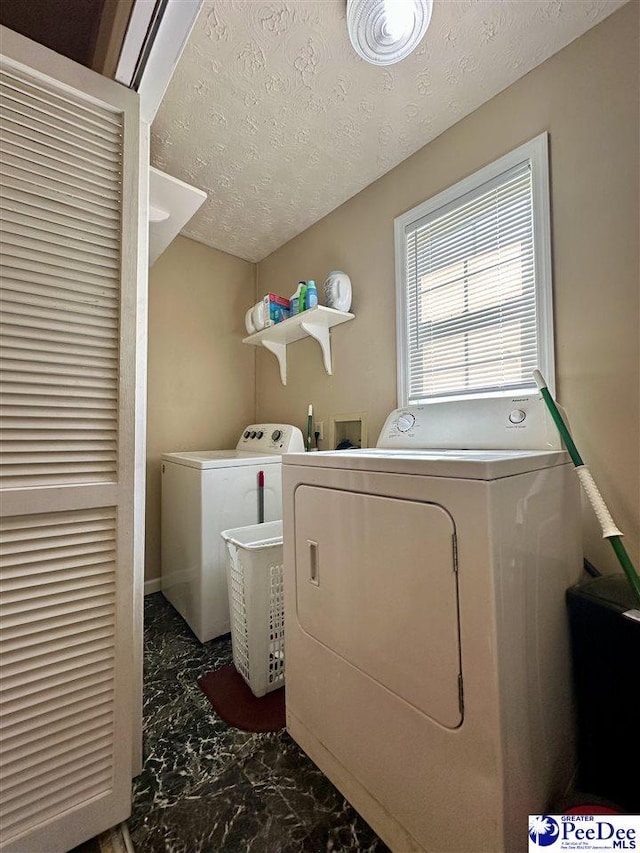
[346,0,433,66]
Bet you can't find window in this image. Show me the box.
[395,133,554,405]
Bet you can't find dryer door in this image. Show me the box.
[294,486,462,728]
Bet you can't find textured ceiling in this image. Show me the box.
[151,0,627,263]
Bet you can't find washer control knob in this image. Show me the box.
[250,431,257,438]
[256,431,264,439]
[509,409,526,424]
[243,431,250,439]
[397,413,415,433]
[272,429,282,442]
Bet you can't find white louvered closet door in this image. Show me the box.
[0,28,142,853]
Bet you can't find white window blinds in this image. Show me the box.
[398,138,553,405]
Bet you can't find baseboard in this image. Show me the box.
[144,577,162,596]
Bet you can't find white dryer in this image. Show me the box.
[161,424,303,642]
[282,396,582,853]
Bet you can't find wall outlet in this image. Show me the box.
[315,421,324,441]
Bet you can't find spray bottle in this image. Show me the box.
[290,282,304,315]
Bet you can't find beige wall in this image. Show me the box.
[256,2,639,575]
[145,236,256,582]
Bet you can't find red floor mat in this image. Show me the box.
[197,664,285,732]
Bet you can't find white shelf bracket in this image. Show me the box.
[261,339,288,385]
[244,307,353,385]
[300,320,332,376]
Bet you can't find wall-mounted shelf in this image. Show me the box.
[149,167,206,267]
[243,306,354,385]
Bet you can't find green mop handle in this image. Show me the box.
[533,370,640,606]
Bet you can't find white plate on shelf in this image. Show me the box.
[323,270,352,312]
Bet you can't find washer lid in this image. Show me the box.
[161,450,283,469]
[283,448,570,480]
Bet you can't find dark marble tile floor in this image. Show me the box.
[129,594,389,853]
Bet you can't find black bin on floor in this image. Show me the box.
[566,574,640,811]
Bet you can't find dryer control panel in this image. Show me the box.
[377,396,567,451]
[236,424,305,453]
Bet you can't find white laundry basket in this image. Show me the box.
[220,521,285,698]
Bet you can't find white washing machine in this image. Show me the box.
[161,424,304,642]
[282,396,583,853]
